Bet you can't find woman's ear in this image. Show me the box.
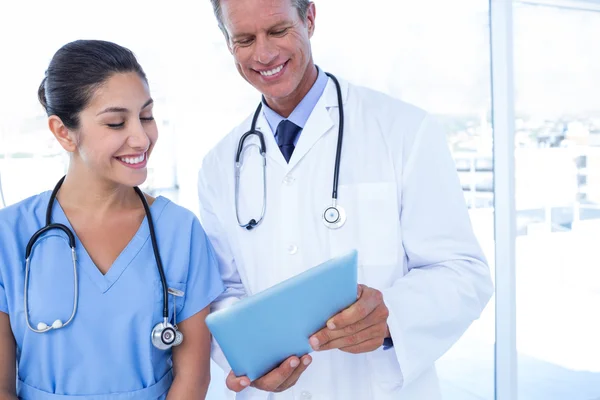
[48,116,77,152]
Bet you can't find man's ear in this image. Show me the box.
[306,2,316,38]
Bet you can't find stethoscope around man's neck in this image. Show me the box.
[235,72,347,231]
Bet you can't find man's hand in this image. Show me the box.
[226,355,312,393]
[309,284,390,354]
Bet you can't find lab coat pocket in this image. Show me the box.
[154,281,187,325]
[329,182,399,268]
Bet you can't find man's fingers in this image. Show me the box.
[315,322,388,351]
[250,356,302,391]
[309,325,333,350]
[225,370,251,392]
[357,284,365,299]
[226,356,305,392]
[310,303,389,350]
[276,355,312,392]
[326,286,383,330]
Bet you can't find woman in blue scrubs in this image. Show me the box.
[0,40,224,399]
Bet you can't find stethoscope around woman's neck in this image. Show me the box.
[235,71,347,231]
[23,176,183,351]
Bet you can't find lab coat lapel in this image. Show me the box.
[287,77,349,171]
[253,113,289,170]
[250,77,350,172]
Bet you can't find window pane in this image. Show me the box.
[514,2,600,398]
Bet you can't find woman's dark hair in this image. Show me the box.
[38,40,147,129]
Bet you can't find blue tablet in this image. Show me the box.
[205,250,358,381]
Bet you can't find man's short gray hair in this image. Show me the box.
[210,0,311,38]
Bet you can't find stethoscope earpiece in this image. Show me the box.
[246,219,257,230]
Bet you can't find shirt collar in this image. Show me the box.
[261,65,328,135]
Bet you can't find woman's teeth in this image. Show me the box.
[118,154,145,164]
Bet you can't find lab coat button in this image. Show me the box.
[288,244,298,255]
[283,175,295,185]
[300,391,312,399]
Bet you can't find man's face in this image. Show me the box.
[220,0,316,105]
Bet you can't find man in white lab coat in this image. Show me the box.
[198,0,494,398]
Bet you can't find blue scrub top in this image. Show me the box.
[0,191,225,399]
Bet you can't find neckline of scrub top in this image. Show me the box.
[45,191,169,294]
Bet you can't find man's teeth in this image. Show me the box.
[260,64,284,76]
[119,154,145,164]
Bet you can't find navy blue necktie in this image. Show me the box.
[276,120,301,163]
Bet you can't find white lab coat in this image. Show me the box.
[198,76,493,400]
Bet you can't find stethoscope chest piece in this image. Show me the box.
[322,203,346,229]
[151,320,183,350]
